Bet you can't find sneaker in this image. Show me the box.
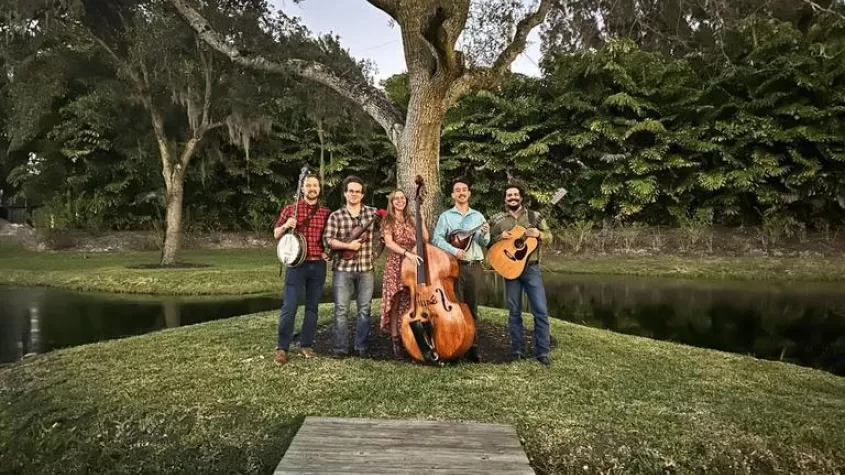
[537,356,550,367]
[274,349,288,365]
[301,348,317,359]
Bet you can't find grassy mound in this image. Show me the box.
[1,303,843,474]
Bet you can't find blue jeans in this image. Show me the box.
[332,271,374,354]
[505,263,551,358]
[277,260,326,351]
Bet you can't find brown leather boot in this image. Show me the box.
[274,349,288,365]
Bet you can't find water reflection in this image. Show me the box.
[480,273,845,375]
[0,286,279,364]
[2,274,845,375]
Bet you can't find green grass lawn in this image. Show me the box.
[1,304,843,474]
[2,248,845,295]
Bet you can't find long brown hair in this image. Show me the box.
[383,189,414,229]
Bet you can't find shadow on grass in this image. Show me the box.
[309,319,557,365]
[256,415,306,475]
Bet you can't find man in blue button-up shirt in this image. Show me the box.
[432,178,490,362]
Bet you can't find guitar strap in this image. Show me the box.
[528,209,543,261]
[296,203,321,230]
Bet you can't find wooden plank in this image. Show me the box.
[274,417,534,475]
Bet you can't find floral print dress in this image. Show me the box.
[380,219,417,336]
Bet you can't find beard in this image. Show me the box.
[506,201,521,211]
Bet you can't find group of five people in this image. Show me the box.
[272,173,553,366]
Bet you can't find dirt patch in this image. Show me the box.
[298,318,556,365]
[126,263,214,269]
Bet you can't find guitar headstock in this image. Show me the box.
[551,187,568,205]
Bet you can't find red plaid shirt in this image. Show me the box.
[274,200,331,260]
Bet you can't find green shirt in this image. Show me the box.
[489,208,553,264]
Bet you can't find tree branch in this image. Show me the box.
[489,0,554,78]
[167,0,405,146]
[364,0,399,20]
[444,0,554,107]
[801,0,845,20]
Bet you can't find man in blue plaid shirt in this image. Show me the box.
[323,175,379,357]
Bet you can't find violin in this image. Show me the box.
[399,176,476,363]
[328,212,383,261]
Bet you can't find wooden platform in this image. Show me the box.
[274,416,535,474]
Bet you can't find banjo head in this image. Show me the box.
[277,234,305,265]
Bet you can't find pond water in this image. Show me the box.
[2,273,844,375]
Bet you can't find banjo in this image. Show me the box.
[276,166,309,267]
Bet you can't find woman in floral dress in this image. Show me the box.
[380,189,428,358]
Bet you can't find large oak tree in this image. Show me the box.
[168,0,554,219]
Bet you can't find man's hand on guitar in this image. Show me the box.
[525,228,541,238]
[283,217,297,229]
[455,249,467,260]
[347,240,363,251]
[500,230,513,240]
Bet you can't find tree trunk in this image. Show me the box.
[161,170,186,266]
[397,84,447,230]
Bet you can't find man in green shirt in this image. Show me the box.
[489,185,553,366]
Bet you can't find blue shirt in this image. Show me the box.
[432,206,490,261]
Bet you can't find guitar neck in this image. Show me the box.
[529,203,557,227]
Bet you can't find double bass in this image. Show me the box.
[399,176,476,363]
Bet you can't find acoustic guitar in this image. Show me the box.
[487,188,567,279]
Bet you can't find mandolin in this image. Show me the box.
[487,187,567,279]
[446,222,485,252]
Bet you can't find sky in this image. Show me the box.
[271,1,544,84]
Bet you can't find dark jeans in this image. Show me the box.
[456,261,483,321]
[277,260,327,351]
[505,263,550,358]
[332,270,374,354]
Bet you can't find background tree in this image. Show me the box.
[4,0,289,264]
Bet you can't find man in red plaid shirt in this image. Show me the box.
[273,173,331,365]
